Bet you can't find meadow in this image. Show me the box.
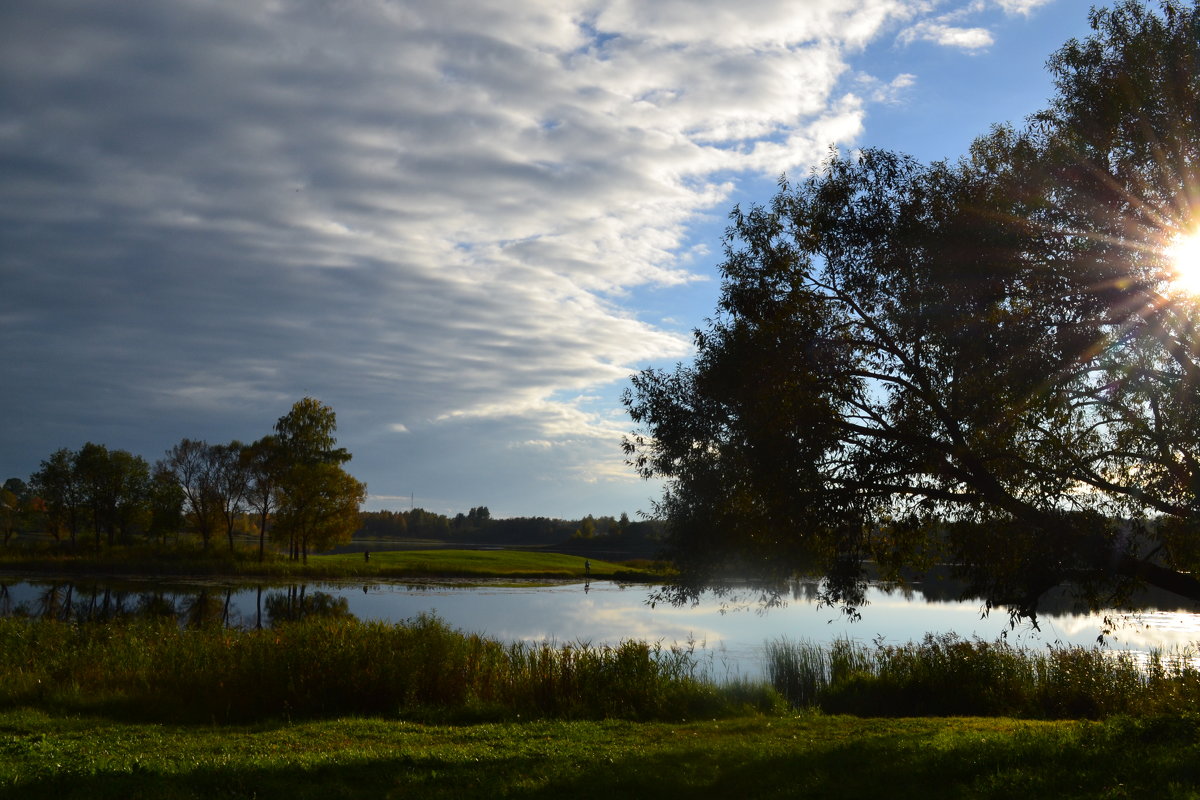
[5,710,1200,799]
[0,543,658,582]
[1,614,1200,797]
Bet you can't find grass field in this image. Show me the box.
[3,710,1199,799]
[0,544,660,582]
[309,548,640,579]
[3,614,1200,797]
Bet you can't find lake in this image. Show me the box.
[3,575,1199,679]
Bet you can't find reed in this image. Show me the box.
[765,633,1200,718]
[0,616,773,723]
[9,617,1198,725]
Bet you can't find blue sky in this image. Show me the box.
[0,0,1099,519]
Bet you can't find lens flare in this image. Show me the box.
[1167,229,1200,295]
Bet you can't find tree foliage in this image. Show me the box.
[60,443,153,549]
[272,396,350,468]
[24,445,154,548]
[0,479,32,546]
[211,441,250,553]
[148,463,185,545]
[19,398,365,556]
[29,448,85,545]
[242,435,283,561]
[270,397,365,561]
[624,1,1200,619]
[274,462,367,560]
[159,438,222,550]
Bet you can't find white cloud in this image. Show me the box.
[862,72,918,104]
[592,0,908,49]
[993,0,1053,16]
[901,21,995,50]
[897,0,1053,52]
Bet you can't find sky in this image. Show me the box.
[0,0,1100,520]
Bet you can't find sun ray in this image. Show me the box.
[1167,229,1200,295]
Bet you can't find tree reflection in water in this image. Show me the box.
[264,584,352,626]
[0,580,353,629]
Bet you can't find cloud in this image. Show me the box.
[993,0,1053,16]
[901,21,994,51]
[897,0,1054,52]
[858,72,918,104]
[0,0,915,514]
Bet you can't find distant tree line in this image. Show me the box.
[356,507,663,549]
[5,398,366,562]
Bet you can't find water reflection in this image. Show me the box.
[1,576,1197,679]
[263,584,352,626]
[0,579,353,629]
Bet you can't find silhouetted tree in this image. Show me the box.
[30,448,85,546]
[148,463,185,545]
[624,1,1200,620]
[73,443,151,548]
[211,440,249,552]
[242,435,283,562]
[159,439,221,549]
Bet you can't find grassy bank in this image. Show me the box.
[4,618,1200,796]
[766,634,1200,719]
[6,616,1200,724]
[0,616,772,724]
[0,544,658,582]
[2,710,1199,799]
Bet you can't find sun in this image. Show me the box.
[1166,229,1200,295]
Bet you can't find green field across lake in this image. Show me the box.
[0,545,662,582]
[309,548,646,579]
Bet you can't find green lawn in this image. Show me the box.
[309,548,640,579]
[0,545,660,581]
[2,710,1198,799]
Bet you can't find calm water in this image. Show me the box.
[3,575,1199,679]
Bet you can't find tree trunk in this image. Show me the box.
[257,511,268,563]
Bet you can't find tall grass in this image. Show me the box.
[766,633,1200,718]
[0,615,775,723]
[9,617,1197,725]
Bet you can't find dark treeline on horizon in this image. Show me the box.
[355,507,664,550]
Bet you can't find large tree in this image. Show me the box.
[270,398,365,562]
[159,438,256,551]
[159,439,221,549]
[211,440,250,553]
[147,463,185,546]
[72,443,152,549]
[242,435,282,562]
[30,448,86,546]
[273,461,367,562]
[624,1,1200,621]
